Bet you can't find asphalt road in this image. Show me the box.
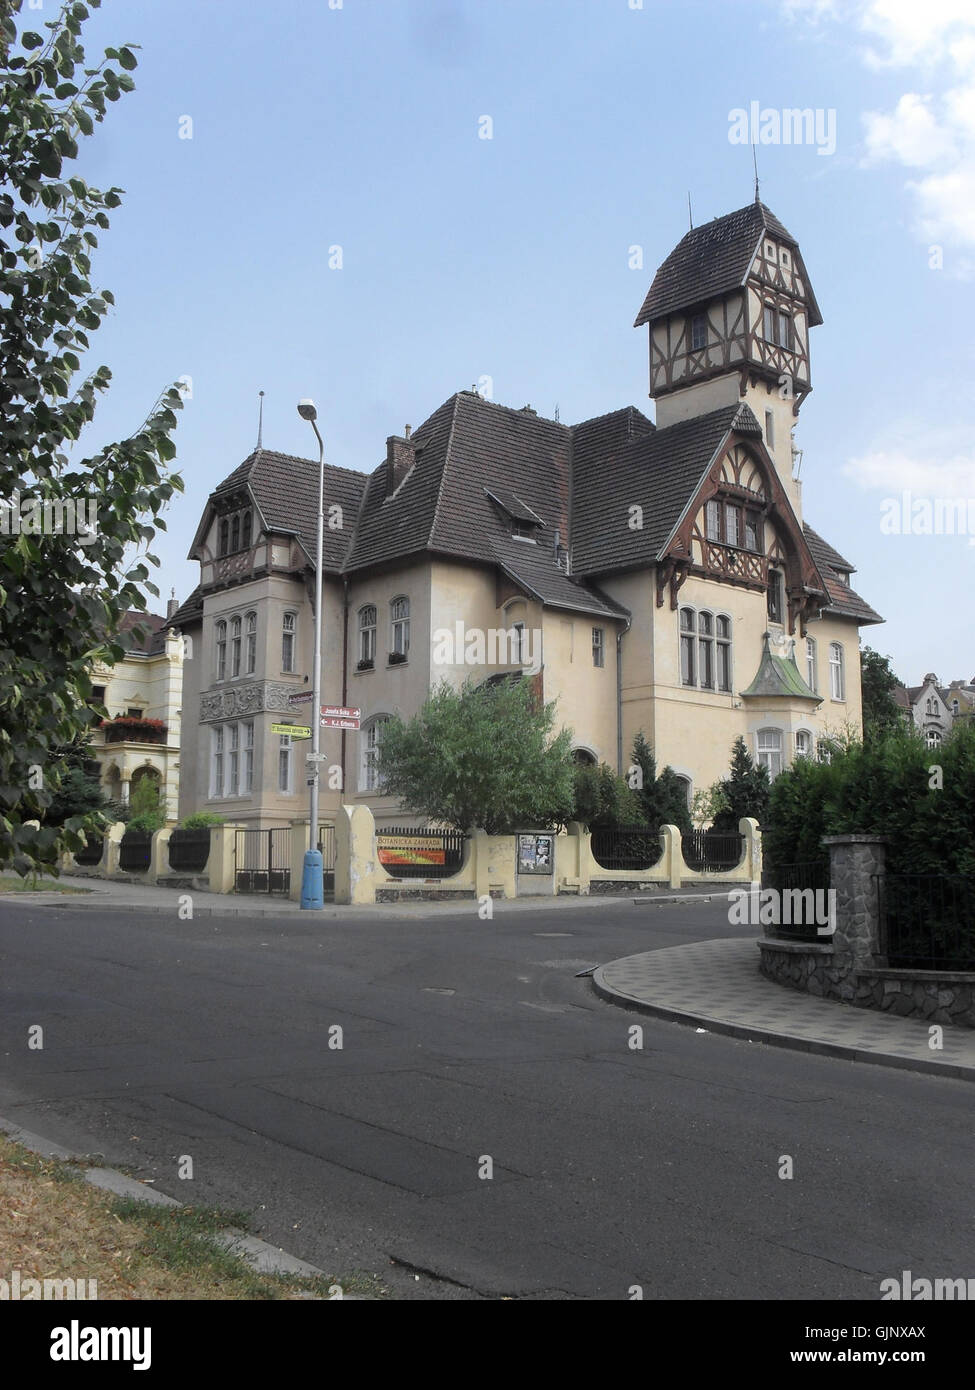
[0,895,971,1300]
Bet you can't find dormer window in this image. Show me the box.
[484,486,544,544]
[217,506,253,557]
[690,313,707,350]
[511,519,537,542]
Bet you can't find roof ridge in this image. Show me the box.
[427,392,464,552]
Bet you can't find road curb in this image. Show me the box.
[590,969,975,1083]
[0,1117,344,1288]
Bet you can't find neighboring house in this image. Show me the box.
[894,674,974,746]
[168,197,882,830]
[88,606,183,821]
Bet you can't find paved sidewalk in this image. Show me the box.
[0,875,723,919]
[593,938,975,1082]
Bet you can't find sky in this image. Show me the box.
[45,0,975,686]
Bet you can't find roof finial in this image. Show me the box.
[687,191,693,230]
[752,144,760,204]
[256,390,264,450]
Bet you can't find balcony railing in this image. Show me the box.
[100,717,168,745]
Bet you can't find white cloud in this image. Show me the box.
[790,0,975,252]
[844,448,975,496]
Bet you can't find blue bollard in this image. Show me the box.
[300,849,324,909]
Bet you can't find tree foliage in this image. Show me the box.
[374,677,576,833]
[860,646,905,745]
[570,761,646,830]
[0,1,182,875]
[712,735,771,830]
[630,731,693,834]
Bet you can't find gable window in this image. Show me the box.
[925,696,937,715]
[245,611,257,675]
[218,519,229,557]
[757,728,782,779]
[724,505,740,548]
[705,500,720,540]
[215,620,227,681]
[282,612,296,673]
[763,304,776,343]
[361,716,389,792]
[512,621,528,665]
[952,699,960,715]
[767,569,784,625]
[242,510,252,549]
[795,730,812,759]
[829,642,845,700]
[358,605,376,668]
[390,597,410,660]
[592,627,605,668]
[744,511,761,552]
[806,637,817,693]
[230,514,240,553]
[690,313,707,350]
[230,615,242,678]
[777,310,792,350]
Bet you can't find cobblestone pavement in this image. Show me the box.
[594,937,975,1081]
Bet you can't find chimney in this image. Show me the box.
[387,432,416,493]
[166,596,179,619]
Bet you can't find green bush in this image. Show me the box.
[179,813,225,829]
[765,723,975,876]
[570,763,646,830]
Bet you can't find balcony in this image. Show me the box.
[702,541,768,585]
[100,717,168,746]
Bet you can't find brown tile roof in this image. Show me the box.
[118,610,167,654]
[803,524,883,625]
[570,403,759,576]
[165,586,203,630]
[634,201,822,328]
[490,537,629,620]
[212,448,368,573]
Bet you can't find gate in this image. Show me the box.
[234,828,291,895]
[320,825,336,894]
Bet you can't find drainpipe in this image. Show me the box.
[616,615,631,776]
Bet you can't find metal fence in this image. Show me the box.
[591,826,663,872]
[167,828,211,873]
[762,860,831,942]
[681,829,744,874]
[119,829,152,873]
[877,873,975,972]
[74,835,103,867]
[376,827,467,879]
[320,825,336,893]
[235,828,291,895]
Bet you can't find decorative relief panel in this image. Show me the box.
[200,681,302,721]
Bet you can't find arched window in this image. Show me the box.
[390,596,410,660]
[230,615,242,677]
[241,510,252,549]
[215,620,227,681]
[757,728,783,779]
[244,611,257,675]
[806,637,817,693]
[952,699,960,715]
[680,607,732,691]
[698,611,714,689]
[795,730,812,759]
[230,514,240,553]
[361,716,389,792]
[358,605,376,668]
[282,612,296,673]
[218,519,229,557]
[829,642,845,700]
[572,748,597,767]
[926,729,942,748]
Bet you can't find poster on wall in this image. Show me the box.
[517,833,554,875]
[377,835,446,869]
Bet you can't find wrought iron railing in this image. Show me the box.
[762,860,831,941]
[877,873,975,972]
[119,829,152,872]
[590,826,662,872]
[682,829,744,873]
[168,828,211,873]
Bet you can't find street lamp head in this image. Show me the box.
[297,399,317,422]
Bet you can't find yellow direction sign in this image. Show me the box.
[270,723,311,740]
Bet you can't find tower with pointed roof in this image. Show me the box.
[634,200,821,518]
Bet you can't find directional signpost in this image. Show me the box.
[270,722,311,741]
[320,704,360,731]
